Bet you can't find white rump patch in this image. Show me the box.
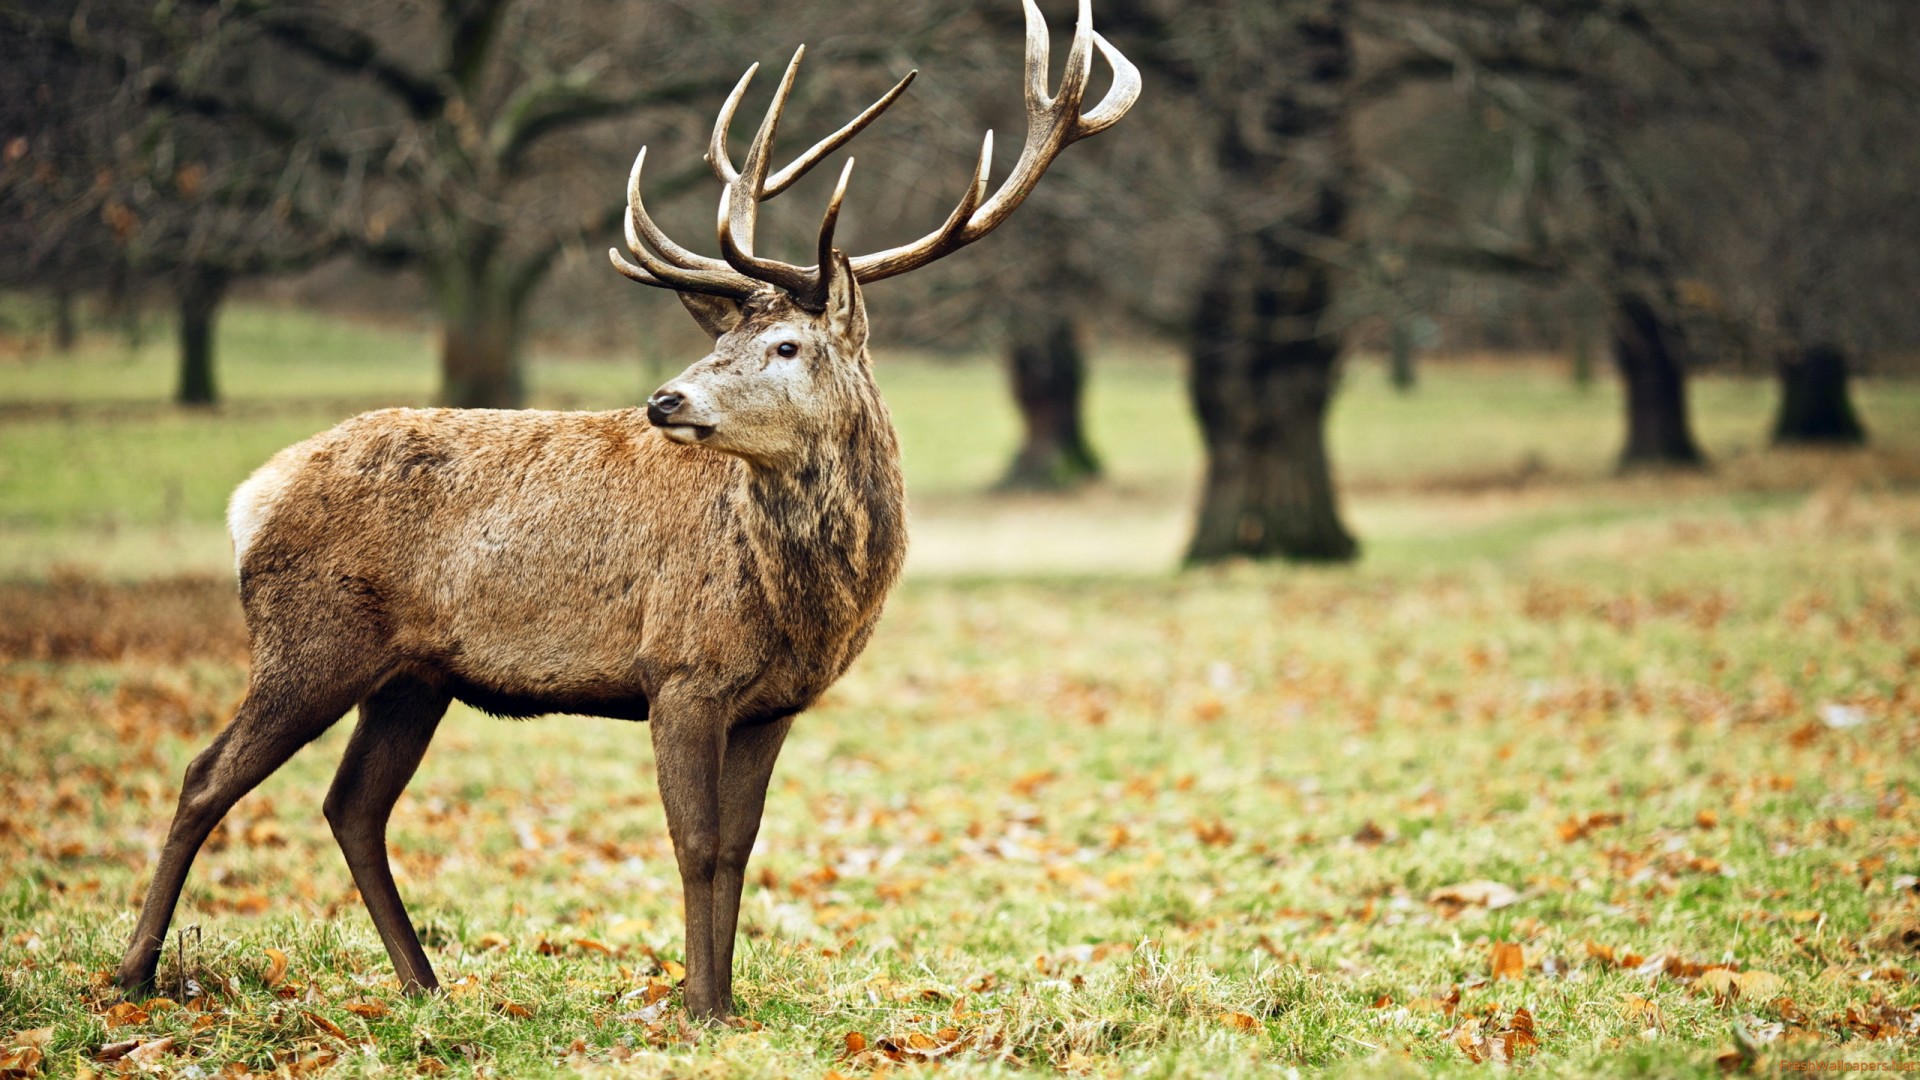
[227,457,296,572]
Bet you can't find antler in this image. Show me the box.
[609,0,1140,309]
[848,0,1141,282]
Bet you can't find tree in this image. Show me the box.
[1102,0,1362,563]
[3,2,344,405]
[123,0,745,408]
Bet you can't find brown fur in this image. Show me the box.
[116,279,905,1021]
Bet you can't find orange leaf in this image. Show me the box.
[499,1002,535,1019]
[302,1011,347,1040]
[1491,941,1526,981]
[262,948,289,989]
[102,1002,148,1029]
[842,1031,868,1057]
[660,960,686,981]
[1218,1011,1259,1032]
[342,1000,389,1019]
[1503,1007,1539,1056]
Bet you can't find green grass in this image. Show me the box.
[5,304,1920,580]
[2,306,1920,1076]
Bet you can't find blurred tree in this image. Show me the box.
[1104,0,1361,563]
[114,0,737,408]
[1734,1,1920,446]
[3,2,344,404]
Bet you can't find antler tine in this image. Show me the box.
[716,48,818,297]
[706,64,760,186]
[786,157,857,311]
[847,0,1138,284]
[1079,31,1141,135]
[710,60,917,201]
[624,147,734,276]
[613,145,760,299]
[766,70,915,197]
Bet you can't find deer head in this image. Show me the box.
[615,0,1141,464]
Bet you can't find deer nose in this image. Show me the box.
[646,391,684,426]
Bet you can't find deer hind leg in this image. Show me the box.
[115,632,387,994]
[710,715,793,1018]
[323,674,450,993]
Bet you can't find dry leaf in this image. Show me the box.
[101,1002,147,1029]
[573,938,614,956]
[842,1031,868,1058]
[303,1011,348,1039]
[475,933,510,951]
[1218,1011,1259,1032]
[125,1037,174,1064]
[262,947,289,988]
[0,1046,42,1079]
[94,1040,140,1062]
[1428,881,1519,911]
[342,1000,389,1019]
[660,960,686,981]
[1491,941,1526,981]
[1503,1007,1539,1056]
[499,1002,536,1019]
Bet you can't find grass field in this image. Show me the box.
[2,308,1919,1077]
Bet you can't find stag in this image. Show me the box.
[116,0,1137,1021]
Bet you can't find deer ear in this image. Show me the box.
[678,292,745,340]
[823,250,867,352]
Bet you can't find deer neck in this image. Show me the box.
[736,385,906,649]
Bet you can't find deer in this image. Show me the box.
[114,0,1138,1022]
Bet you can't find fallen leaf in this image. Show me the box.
[342,1000,389,1019]
[303,1011,347,1039]
[1491,942,1526,981]
[499,1002,535,1019]
[660,960,686,981]
[1218,1011,1259,1032]
[475,933,510,951]
[262,947,289,988]
[125,1037,174,1064]
[842,1031,867,1057]
[93,1040,140,1062]
[1502,1007,1539,1056]
[101,1003,148,1029]
[1428,881,1519,911]
[0,1046,42,1079]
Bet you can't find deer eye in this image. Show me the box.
[774,341,799,358]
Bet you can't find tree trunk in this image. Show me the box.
[175,266,227,407]
[52,287,77,353]
[1611,291,1705,470]
[1571,319,1595,389]
[1388,318,1416,392]
[997,312,1100,491]
[1184,8,1359,564]
[1187,228,1358,564]
[1772,344,1866,445]
[435,258,527,409]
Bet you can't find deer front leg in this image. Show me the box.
[712,715,793,1018]
[650,700,728,1021]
